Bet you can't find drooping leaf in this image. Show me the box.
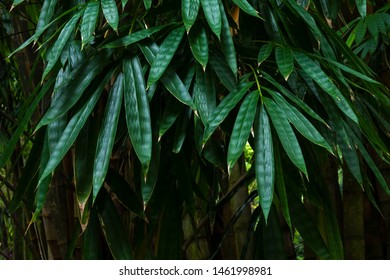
[194,65,216,125]
[37,69,114,186]
[147,26,185,87]
[275,46,293,81]
[219,0,237,75]
[143,0,152,10]
[101,0,119,31]
[182,0,200,32]
[209,49,237,91]
[231,0,259,18]
[93,74,124,201]
[200,0,222,39]
[266,89,333,154]
[80,1,100,47]
[188,24,209,70]
[355,0,367,17]
[36,0,58,34]
[203,81,254,144]
[123,56,152,175]
[293,51,358,123]
[258,43,273,66]
[103,25,171,48]
[227,91,258,172]
[140,42,195,109]
[263,97,308,176]
[36,50,112,130]
[255,103,274,221]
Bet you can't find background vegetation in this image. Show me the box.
[1,0,390,260]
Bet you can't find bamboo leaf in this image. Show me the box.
[36,0,58,33]
[159,96,183,139]
[103,25,170,48]
[194,65,216,125]
[355,0,367,17]
[258,43,273,66]
[37,50,112,130]
[209,49,237,91]
[143,0,152,10]
[266,89,333,154]
[293,51,358,123]
[83,207,102,259]
[219,0,237,75]
[182,0,200,32]
[38,70,114,186]
[123,56,152,175]
[81,1,100,47]
[232,0,259,18]
[188,24,209,70]
[263,97,308,176]
[42,10,82,81]
[200,0,222,39]
[227,91,258,171]
[275,46,293,81]
[101,0,119,31]
[147,26,185,87]
[93,74,124,201]
[140,42,195,109]
[255,104,274,221]
[203,81,254,144]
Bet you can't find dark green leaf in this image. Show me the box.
[101,0,119,31]
[81,1,100,47]
[188,24,209,70]
[200,0,221,39]
[275,46,293,81]
[182,0,200,32]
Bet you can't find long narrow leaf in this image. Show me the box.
[200,0,221,39]
[219,0,237,75]
[227,91,258,171]
[182,0,200,32]
[81,1,100,47]
[263,97,308,176]
[101,0,119,31]
[255,103,274,221]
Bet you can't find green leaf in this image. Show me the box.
[37,50,112,130]
[232,0,259,18]
[203,81,254,144]
[293,51,358,123]
[267,90,333,154]
[140,42,195,109]
[209,49,237,91]
[123,56,152,175]
[101,0,119,31]
[355,0,366,17]
[263,97,308,176]
[194,65,216,125]
[258,43,273,66]
[36,0,58,33]
[159,96,183,139]
[74,118,98,209]
[93,74,124,201]
[182,0,200,32]
[12,0,25,7]
[96,189,133,259]
[103,25,170,48]
[275,46,293,81]
[81,1,100,47]
[255,104,274,221]
[38,70,114,186]
[188,24,209,70]
[147,26,185,87]
[143,0,152,10]
[227,91,258,171]
[42,10,82,81]
[200,0,222,39]
[219,0,237,75]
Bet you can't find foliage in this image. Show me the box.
[1,0,390,259]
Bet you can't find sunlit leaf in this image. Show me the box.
[200,0,221,39]
[101,0,119,31]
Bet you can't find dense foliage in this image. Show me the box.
[1,0,390,259]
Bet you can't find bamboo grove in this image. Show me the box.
[1,0,390,259]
